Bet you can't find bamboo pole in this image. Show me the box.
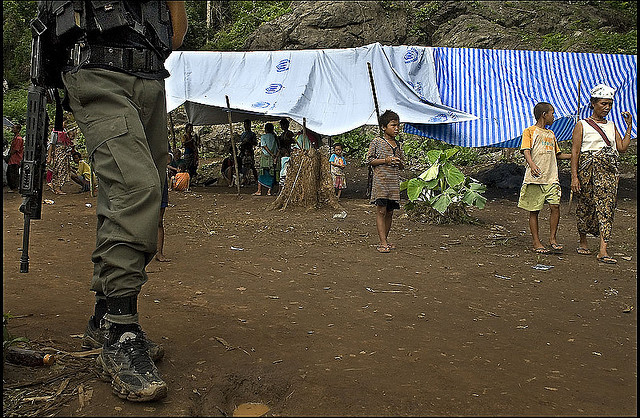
[225,96,241,195]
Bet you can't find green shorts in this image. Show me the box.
[517,183,561,211]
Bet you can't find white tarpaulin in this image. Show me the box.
[164,43,476,135]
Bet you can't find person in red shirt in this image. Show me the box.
[6,124,24,191]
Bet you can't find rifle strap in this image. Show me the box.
[584,118,612,147]
[52,89,64,132]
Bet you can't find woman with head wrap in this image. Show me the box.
[570,84,634,264]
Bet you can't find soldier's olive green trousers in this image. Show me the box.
[63,68,168,324]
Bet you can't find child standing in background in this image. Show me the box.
[279,148,290,191]
[518,102,571,254]
[329,143,347,199]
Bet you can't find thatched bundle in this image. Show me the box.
[271,148,341,211]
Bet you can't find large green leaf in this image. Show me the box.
[399,180,409,191]
[443,162,465,187]
[469,182,487,193]
[431,192,452,214]
[444,147,459,160]
[463,190,487,209]
[406,178,428,201]
[425,178,438,189]
[426,149,442,165]
[419,163,440,181]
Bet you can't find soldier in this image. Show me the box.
[38,0,187,401]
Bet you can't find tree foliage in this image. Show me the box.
[2,1,36,88]
[181,1,291,51]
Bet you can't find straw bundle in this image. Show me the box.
[271,148,341,211]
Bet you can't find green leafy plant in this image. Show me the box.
[3,313,29,353]
[2,87,29,125]
[402,136,479,169]
[400,148,487,215]
[590,29,637,54]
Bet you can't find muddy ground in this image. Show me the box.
[2,161,637,417]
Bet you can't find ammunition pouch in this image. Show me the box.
[38,1,172,78]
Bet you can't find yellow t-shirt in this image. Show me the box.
[77,160,92,182]
[520,125,561,185]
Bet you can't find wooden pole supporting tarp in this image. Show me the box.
[169,110,177,154]
[225,96,241,195]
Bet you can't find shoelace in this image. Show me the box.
[120,335,155,375]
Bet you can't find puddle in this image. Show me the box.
[232,402,270,417]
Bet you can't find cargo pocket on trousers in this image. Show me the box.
[85,115,153,194]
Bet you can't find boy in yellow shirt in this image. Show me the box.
[70,151,94,193]
[518,102,572,254]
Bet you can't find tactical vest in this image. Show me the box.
[35,0,173,84]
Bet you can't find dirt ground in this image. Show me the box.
[2,161,637,417]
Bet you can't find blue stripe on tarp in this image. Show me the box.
[404,48,637,147]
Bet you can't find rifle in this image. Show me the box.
[18,15,55,273]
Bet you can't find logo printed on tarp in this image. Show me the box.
[429,113,449,123]
[408,81,425,99]
[276,59,290,72]
[404,48,419,63]
[252,101,271,108]
[265,83,283,94]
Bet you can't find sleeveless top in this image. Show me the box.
[579,119,615,152]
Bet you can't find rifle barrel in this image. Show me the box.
[20,215,31,273]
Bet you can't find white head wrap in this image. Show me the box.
[590,84,615,99]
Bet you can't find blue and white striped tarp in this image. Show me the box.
[404,48,637,148]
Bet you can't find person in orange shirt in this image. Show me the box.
[172,162,190,191]
[517,102,571,254]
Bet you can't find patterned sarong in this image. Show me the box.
[576,148,618,242]
[50,144,72,190]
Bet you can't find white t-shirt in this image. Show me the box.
[580,119,616,152]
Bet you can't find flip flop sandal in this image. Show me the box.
[576,247,591,255]
[387,243,397,250]
[597,256,617,264]
[533,247,551,254]
[376,245,391,253]
[550,243,564,252]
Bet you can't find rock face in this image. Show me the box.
[244,1,636,53]
[245,1,413,50]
